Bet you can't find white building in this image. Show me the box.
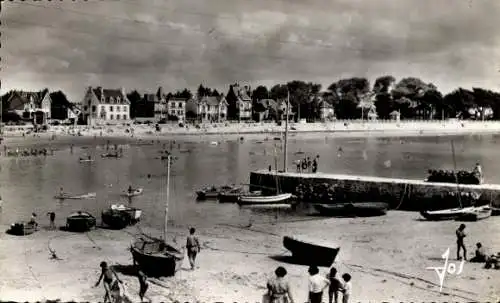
[81,86,130,125]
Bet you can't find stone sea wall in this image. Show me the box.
[249,171,500,210]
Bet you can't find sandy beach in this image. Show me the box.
[1,211,499,302]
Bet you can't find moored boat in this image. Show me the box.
[54,192,97,200]
[122,188,144,197]
[218,188,262,203]
[66,211,96,232]
[196,185,236,200]
[79,158,94,163]
[237,193,293,205]
[101,152,121,158]
[420,207,475,221]
[6,221,37,236]
[283,235,340,266]
[314,202,389,217]
[456,205,492,221]
[102,204,142,229]
[491,207,500,216]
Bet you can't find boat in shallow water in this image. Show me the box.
[456,205,492,221]
[122,188,144,198]
[54,192,96,200]
[238,193,293,205]
[196,185,238,200]
[6,221,37,236]
[420,207,475,221]
[283,235,340,266]
[217,188,262,203]
[66,211,96,232]
[314,202,389,217]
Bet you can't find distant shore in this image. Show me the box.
[2,120,500,145]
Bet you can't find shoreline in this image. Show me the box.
[1,211,499,302]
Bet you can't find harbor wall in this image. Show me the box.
[249,170,500,210]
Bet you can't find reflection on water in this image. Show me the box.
[1,134,500,231]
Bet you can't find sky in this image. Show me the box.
[2,0,500,102]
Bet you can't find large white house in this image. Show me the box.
[81,87,130,125]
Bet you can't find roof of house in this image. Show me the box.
[257,99,278,109]
[91,87,129,104]
[198,96,226,106]
[231,84,251,101]
[168,98,188,102]
[8,89,50,107]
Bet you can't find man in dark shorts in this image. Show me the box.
[456,224,467,260]
[186,227,201,270]
[47,212,56,229]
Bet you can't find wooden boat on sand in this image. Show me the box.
[456,205,492,221]
[54,192,97,200]
[122,188,144,198]
[6,221,37,236]
[102,204,142,229]
[66,211,96,232]
[130,235,184,277]
[283,235,340,266]
[314,202,389,217]
[420,207,475,221]
[237,193,293,205]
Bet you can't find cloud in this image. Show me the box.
[2,0,500,102]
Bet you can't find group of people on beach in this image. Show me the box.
[266,265,351,303]
[456,224,500,269]
[295,155,320,173]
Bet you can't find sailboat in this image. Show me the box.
[130,154,185,277]
[420,140,479,221]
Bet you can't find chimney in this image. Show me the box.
[120,87,125,97]
[157,86,164,99]
[98,87,104,101]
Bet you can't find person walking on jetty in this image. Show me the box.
[266,266,295,303]
[47,212,56,230]
[456,224,467,261]
[308,265,330,303]
[312,155,319,173]
[340,273,352,303]
[473,162,483,184]
[95,261,123,303]
[327,267,344,303]
[186,227,201,270]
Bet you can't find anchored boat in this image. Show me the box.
[122,188,144,198]
[66,211,96,232]
[102,204,142,229]
[456,205,492,221]
[314,202,389,217]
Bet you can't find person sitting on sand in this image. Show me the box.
[29,213,38,229]
[485,253,500,269]
[95,261,123,303]
[267,266,295,303]
[470,242,487,263]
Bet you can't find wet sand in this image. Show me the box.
[0,211,498,302]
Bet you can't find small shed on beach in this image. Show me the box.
[389,110,401,121]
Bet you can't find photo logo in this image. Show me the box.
[426,247,465,292]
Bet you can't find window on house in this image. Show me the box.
[208,105,211,111]
[123,114,128,120]
[92,105,97,112]
[110,114,114,120]
[110,106,114,112]
[178,102,182,108]
[100,110,106,119]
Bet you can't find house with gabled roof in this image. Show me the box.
[5,89,52,125]
[167,97,187,122]
[226,83,252,121]
[185,94,228,122]
[81,86,130,125]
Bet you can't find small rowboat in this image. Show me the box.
[420,207,475,221]
[102,204,142,229]
[283,235,340,266]
[66,211,96,232]
[122,188,144,197]
[240,203,293,210]
[314,202,389,217]
[101,153,121,158]
[6,221,37,236]
[456,205,492,221]
[196,185,237,200]
[130,235,184,277]
[237,193,292,206]
[79,158,94,163]
[54,192,97,200]
[218,189,262,203]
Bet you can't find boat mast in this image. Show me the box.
[451,140,463,208]
[283,88,289,172]
[164,154,171,242]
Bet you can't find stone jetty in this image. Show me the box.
[249,170,500,210]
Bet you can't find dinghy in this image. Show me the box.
[456,205,492,221]
[218,188,261,203]
[54,192,97,200]
[101,152,121,158]
[240,203,293,210]
[102,204,142,229]
[6,221,37,236]
[66,211,96,232]
[238,193,293,205]
[314,202,389,217]
[79,158,94,163]
[283,235,340,266]
[196,185,237,200]
[420,207,475,221]
[122,188,144,198]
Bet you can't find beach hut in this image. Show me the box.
[389,110,401,121]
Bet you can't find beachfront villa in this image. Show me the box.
[226,83,252,121]
[5,89,52,125]
[81,87,130,125]
[319,100,335,121]
[167,98,187,122]
[186,95,228,122]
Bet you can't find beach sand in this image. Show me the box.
[0,211,498,302]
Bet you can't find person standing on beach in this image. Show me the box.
[308,265,330,303]
[456,224,467,260]
[47,212,56,230]
[327,267,344,303]
[137,270,150,302]
[186,227,201,270]
[95,261,123,303]
[340,273,352,303]
[266,266,295,303]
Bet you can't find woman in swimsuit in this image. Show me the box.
[95,261,122,303]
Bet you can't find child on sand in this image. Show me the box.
[341,273,352,303]
[327,267,344,303]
